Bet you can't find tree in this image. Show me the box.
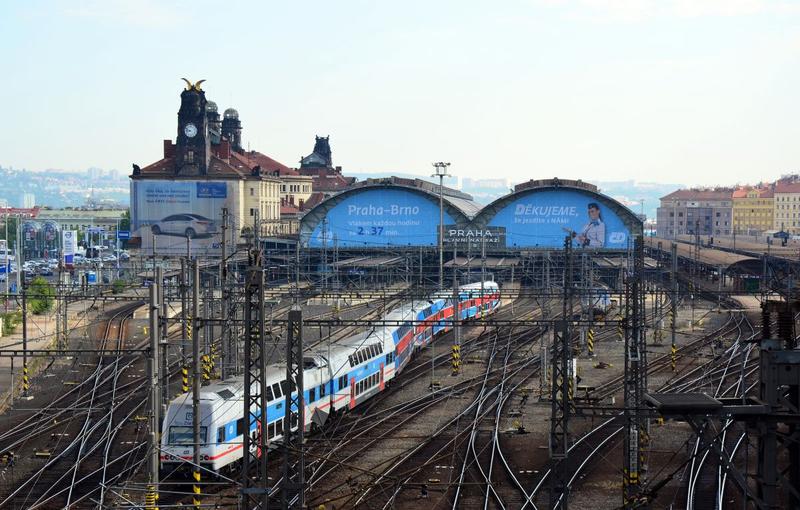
[1,217,18,248]
[27,276,55,315]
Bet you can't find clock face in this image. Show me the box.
[184,123,198,138]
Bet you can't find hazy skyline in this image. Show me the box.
[1,0,798,186]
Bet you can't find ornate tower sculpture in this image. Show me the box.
[175,79,211,175]
[221,108,243,151]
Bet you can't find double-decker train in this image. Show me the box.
[160,281,501,476]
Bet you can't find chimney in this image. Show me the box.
[218,139,231,160]
[163,140,175,158]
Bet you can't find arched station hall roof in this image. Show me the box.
[299,179,480,248]
[472,178,643,250]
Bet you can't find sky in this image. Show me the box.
[0,0,798,187]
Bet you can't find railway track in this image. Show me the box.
[529,299,759,509]
[0,300,144,508]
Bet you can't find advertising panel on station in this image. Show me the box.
[487,188,632,249]
[441,225,506,250]
[131,180,233,256]
[307,188,457,248]
[0,240,8,274]
[62,230,77,268]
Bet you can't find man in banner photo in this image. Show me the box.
[564,203,605,248]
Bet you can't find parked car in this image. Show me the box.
[150,214,215,238]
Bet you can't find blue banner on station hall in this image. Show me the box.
[486,188,630,249]
[308,188,456,248]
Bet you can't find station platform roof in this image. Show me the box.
[444,256,520,268]
[330,255,405,268]
[592,256,660,269]
[674,234,799,262]
[645,236,761,274]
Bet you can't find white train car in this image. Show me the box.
[160,281,501,476]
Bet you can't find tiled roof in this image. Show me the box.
[661,189,734,201]
[281,203,301,216]
[760,188,775,198]
[775,182,800,194]
[312,174,354,192]
[303,192,326,210]
[244,151,296,175]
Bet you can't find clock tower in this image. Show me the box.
[175,81,211,176]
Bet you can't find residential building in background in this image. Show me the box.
[773,178,800,234]
[656,188,734,238]
[36,208,127,235]
[732,185,774,235]
[22,193,35,209]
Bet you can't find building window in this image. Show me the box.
[185,151,194,163]
[250,188,254,196]
[250,208,255,216]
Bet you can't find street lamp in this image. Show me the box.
[431,162,451,291]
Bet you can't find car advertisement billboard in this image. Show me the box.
[487,189,632,249]
[306,189,457,248]
[131,180,234,257]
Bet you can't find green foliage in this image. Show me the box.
[27,276,55,315]
[1,217,18,248]
[112,279,126,294]
[1,312,19,336]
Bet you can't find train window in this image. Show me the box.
[272,383,282,399]
[217,426,225,444]
[348,355,354,367]
[268,422,276,439]
[236,418,245,436]
[265,385,274,402]
[290,414,298,429]
[276,419,283,436]
[309,387,316,403]
[339,375,348,389]
[320,383,326,398]
[281,380,291,396]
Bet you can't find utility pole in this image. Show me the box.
[192,261,201,509]
[16,219,22,296]
[220,207,229,379]
[242,210,269,510]
[432,162,451,291]
[670,243,678,371]
[549,236,573,509]
[623,236,647,508]
[284,309,305,509]
[157,266,169,412]
[147,281,160,507]
[21,281,28,398]
[180,257,189,394]
[451,243,460,376]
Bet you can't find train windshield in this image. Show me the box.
[169,426,207,444]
